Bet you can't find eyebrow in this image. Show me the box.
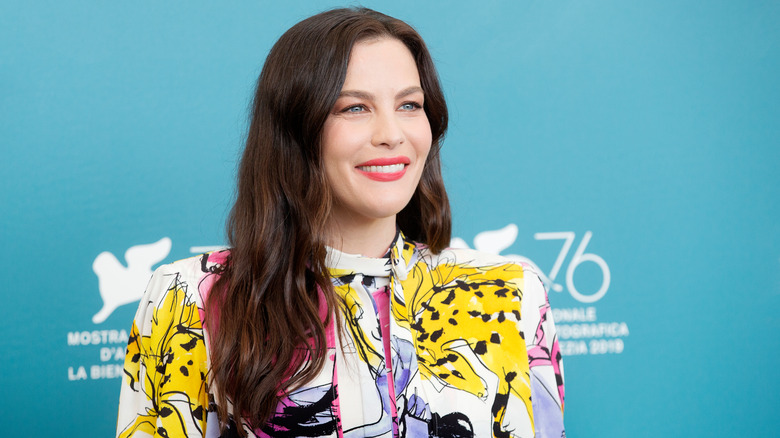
[338,86,424,100]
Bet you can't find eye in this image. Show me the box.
[342,104,367,113]
[399,102,422,111]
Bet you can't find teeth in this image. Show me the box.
[358,164,405,173]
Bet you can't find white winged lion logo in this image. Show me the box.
[91,237,172,324]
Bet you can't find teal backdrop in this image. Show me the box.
[2,0,778,436]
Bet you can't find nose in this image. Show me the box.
[371,110,405,148]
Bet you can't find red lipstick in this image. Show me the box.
[356,156,411,167]
[355,156,410,181]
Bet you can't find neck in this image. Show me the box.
[326,214,396,258]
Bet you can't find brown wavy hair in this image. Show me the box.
[207,7,450,433]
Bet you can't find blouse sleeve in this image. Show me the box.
[521,264,565,437]
[116,264,210,438]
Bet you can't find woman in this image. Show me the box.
[117,7,564,438]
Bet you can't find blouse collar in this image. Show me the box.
[325,229,413,280]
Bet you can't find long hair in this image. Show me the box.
[207,7,450,433]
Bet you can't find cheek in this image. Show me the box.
[411,121,433,159]
[322,121,367,164]
[321,126,349,171]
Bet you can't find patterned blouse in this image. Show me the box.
[116,232,565,437]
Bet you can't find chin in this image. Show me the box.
[376,197,415,215]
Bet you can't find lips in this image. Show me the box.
[356,156,410,181]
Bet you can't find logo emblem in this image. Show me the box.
[91,237,171,323]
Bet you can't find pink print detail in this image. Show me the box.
[526,291,565,408]
[527,299,551,368]
[197,252,226,340]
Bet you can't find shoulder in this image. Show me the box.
[416,245,541,283]
[119,254,222,438]
[156,249,229,282]
[135,250,229,322]
[411,245,548,305]
[438,246,527,266]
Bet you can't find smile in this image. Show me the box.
[357,163,405,173]
[355,157,410,182]
[356,165,407,181]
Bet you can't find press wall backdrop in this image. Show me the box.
[2,1,778,436]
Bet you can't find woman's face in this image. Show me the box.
[321,38,432,236]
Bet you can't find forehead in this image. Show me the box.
[342,37,421,89]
